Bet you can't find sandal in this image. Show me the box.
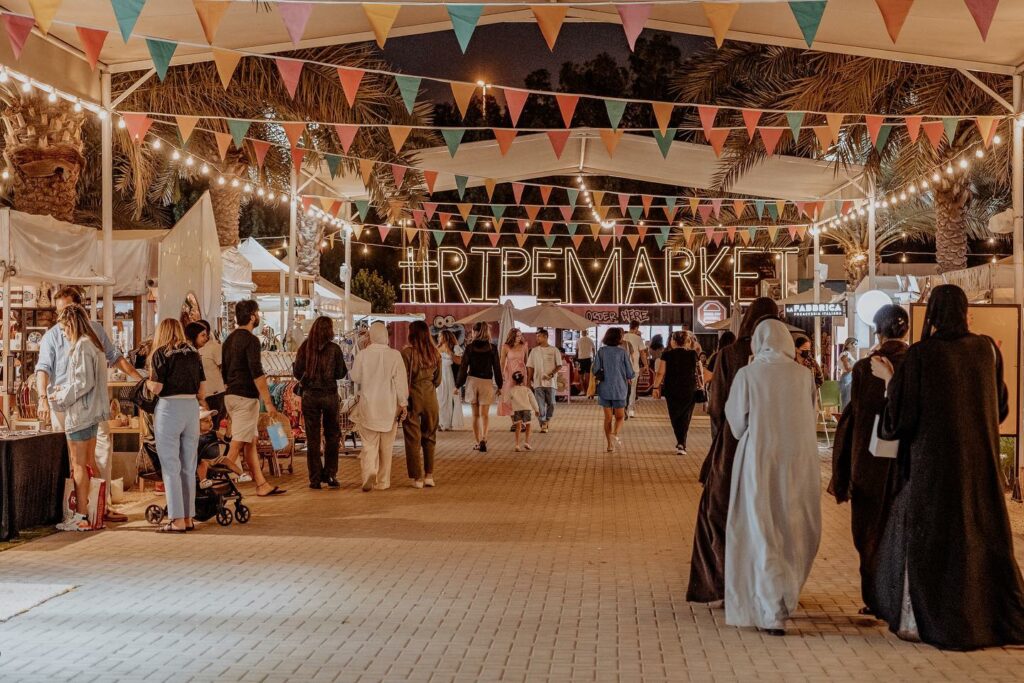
[156,523,186,534]
[257,485,287,497]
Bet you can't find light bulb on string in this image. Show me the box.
[171,149,181,161]
[362,244,368,255]
[901,253,907,263]
[96,109,107,121]
[151,138,161,150]
[931,172,940,182]
[46,90,57,103]
[976,149,985,158]
[1,169,9,180]
[200,163,210,175]
[908,185,917,194]
[117,117,126,129]
[73,99,82,113]
[20,80,31,93]
[0,68,7,83]
[217,176,226,185]
[230,178,239,188]
[243,183,252,193]
[993,134,1002,145]
[257,187,265,197]
[945,164,954,175]
[899,192,907,201]
[185,156,195,167]
[958,158,969,169]
[267,191,275,201]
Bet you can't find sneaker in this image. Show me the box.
[199,479,214,489]
[676,445,688,456]
[412,479,425,489]
[540,423,549,433]
[424,477,435,488]
[479,440,487,453]
[523,443,533,451]
[237,473,253,483]
[56,512,90,532]
[628,409,636,418]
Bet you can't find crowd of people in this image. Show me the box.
[36,286,1024,651]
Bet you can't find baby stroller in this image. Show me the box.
[138,422,251,527]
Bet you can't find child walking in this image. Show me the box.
[508,371,540,452]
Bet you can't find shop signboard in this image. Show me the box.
[911,303,1021,436]
[693,297,730,333]
[785,302,846,317]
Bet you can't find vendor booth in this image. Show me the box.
[157,192,223,329]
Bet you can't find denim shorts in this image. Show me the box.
[67,424,99,442]
[512,410,532,423]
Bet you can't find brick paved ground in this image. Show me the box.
[1,400,1022,682]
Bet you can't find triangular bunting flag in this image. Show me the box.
[813,125,832,151]
[599,235,613,250]
[404,226,417,242]
[697,105,718,137]
[451,81,477,118]
[325,154,342,178]
[282,122,306,148]
[637,224,648,241]
[423,202,438,221]
[865,115,885,145]
[652,101,674,135]
[626,234,640,250]
[492,204,505,220]
[541,221,553,236]
[599,128,625,157]
[711,198,723,217]
[275,58,303,98]
[658,228,672,249]
[335,124,358,153]
[279,2,313,45]
[359,158,375,186]
[540,185,553,205]
[789,0,828,47]
[388,125,412,153]
[395,75,421,114]
[121,113,153,144]
[556,94,579,127]
[755,199,765,218]
[701,2,740,48]
[767,226,780,242]
[466,215,478,231]
[592,190,605,208]
[517,219,530,234]
[590,223,602,237]
[363,4,401,48]
[354,200,370,222]
[447,4,483,53]
[176,115,199,144]
[212,48,242,89]
[214,131,232,160]
[874,0,914,43]
[688,197,700,216]
[572,235,585,249]
[494,129,518,156]
[457,203,473,221]
[943,117,959,145]
[532,5,568,50]
[432,230,445,246]
[145,39,178,81]
[875,124,893,153]
[641,194,654,216]
[742,109,762,140]
[628,206,644,223]
[618,194,631,216]
[193,0,229,44]
[905,115,923,143]
[547,130,572,159]
[512,183,525,205]
[455,175,469,199]
[391,164,407,188]
[249,139,271,168]
[707,128,730,157]
[504,88,529,127]
[75,27,107,70]
[788,226,799,242]
[776,199,787,218]
[786,112,805,143]
[826,113,845,143]
[461,231,473,247]
[766,201,779,220]
[423,170,438,194]
[566,222,579,236]
[439,211,452,227]
[617,3,652,51]
[338,68,364,107]
[732,200,745,218]
[662,205,677,222]
[653,129,676,158]
[378,224,390,240]
[976,116,998,148]
[488,232,501,247]
[112,0,146,43]
[526,205,541,221]
[922,121,945,149]
[726,226,737,243]
[605,99,627,129]
[759,127,784,156]
[964,0,999,41]
[442,128,465,157]
[291,147,306,174]
[559,205,573,222]
[567,188,579,207]
[484,178,496,200]
[518,234,530,247]
[27,0,62,35]
[227,119,251,148]
[697,205,713,223]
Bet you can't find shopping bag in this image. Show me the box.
[267,421,290,451]
[63,476,107,529]
[586,372,597,398]
[869,415,898,459]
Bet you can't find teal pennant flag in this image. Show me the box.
[466,215,478,231]
[943,117,959,145]
[567,188,579,207]
[628,206,643,222]
[875,124,894,153]
[354,200,370,222]
[395,75,421,114]
[442,129,465,158]
[789,1,827,47]
[446,5,484,53]
[766,202,779,220]
[755,199,765,218]
[492,204,506,219]
[112,0,146,43]
[455,175,469,199]
[605,99,626,129]
[786,112,805,143]
[227,119,251,148]
[544,236,557,248]
[433,230,446,245]
[566,222,579,236]
[325,154,343,179]
[653,128,676,159]
[145,39,177,81]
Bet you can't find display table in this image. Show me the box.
[0,432,68,541]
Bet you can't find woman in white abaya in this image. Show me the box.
[724,318,821,635]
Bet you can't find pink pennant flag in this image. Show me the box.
[662,205,677,222]
[301,196,315,212]
[641,194,653,216]
[461,231,473,247]
[517,219,530,234]
[541,221,553,236]
[276,58,304,98]
[547,130,571,159]
[759,127,784,156]
[279,2,314,45]
[904,115,923,143]
[122,114,153,144]
[788,226,799,242]
[540,185,553,205]
[291,147,306,174]
[391,163,407,188]
[556,94,579,127]
[411,209,425,228]
[439,212,452,227]
[488,232,501,247]
[964,0,999,41]
[423,170,438,194]
[423,202,438,221]
[697,204,713,223]
[335,124,358,153]
[617,3,652,51]
[711,198,723,218]
[726,226,737,243]
[599,235,613,250]
[378,225,392,241]
[504,88,529,127]
[512,182,525,205]
[921,120,945,149]
[697,105,718,137]
[618,193,630,215]
[76,27,108,71]
[572,235,585,249]
[637,224,648,241]
[2,14,35,60]
[741,109,762,140]
[559,205,574,222]
[795,201,808,218]
[712,231,724,247]
[865,115,885,145]
[707,128,730,157]
[338,68,364,107]
[249,139,271,168]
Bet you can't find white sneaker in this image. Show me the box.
[523,443,533,451]
[56,512,90,532]
[540,423,549,433]
[424,477,435,488]
[199,479,214,489]
[628,409,636,418]
[236,473,253,483]
[412,479,425,489]
[675,445,687,456]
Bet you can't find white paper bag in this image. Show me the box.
[63,476,107,529]
[870,415,899,459]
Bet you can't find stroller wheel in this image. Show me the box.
[234,504,251,524]
[215,507,233,526]
[145,505,164,525]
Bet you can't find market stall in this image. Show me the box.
[157,192,223,327]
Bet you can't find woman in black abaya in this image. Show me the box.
[871,285,1024,650]
[686,297,779,604]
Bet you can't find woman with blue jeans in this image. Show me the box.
[147,319,206,533]
[592,327,635,453]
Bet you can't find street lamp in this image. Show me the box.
[477,79,490,118]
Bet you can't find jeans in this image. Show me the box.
[154,397,199,519]
[533,387,555,423]
[302,391,340,484]
[666,395,696,449]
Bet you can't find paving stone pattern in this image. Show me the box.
[0,401,1022,682]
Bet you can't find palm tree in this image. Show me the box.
[672,44,1011,273]
[0,88,87,222]
[112,44,433,277]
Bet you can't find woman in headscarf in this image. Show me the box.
[687,297,779,604]
[723,318,821,636]
[829,304,909,616]
[350,322,408,492]
[870,285,1024,650]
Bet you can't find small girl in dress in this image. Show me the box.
[507,371,540,452]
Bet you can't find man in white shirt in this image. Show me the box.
[527,329,562,433]
[624,321,647,418]
[576,329,595,398]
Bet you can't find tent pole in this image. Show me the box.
[1012,74,1023,501]
[344,220,352,333]
[101,73,113,338]
[813,223,822,362]
[2,211,10,421]
[286,166,298,333]
[867,182,877,292]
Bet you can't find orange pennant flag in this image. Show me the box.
[75,27,107,71]
[547,130,572,159]
[599,128,625,157]
[461,231,473,247]
[556,94,579,128]
[865,115,885,145]
[626,234,640,250]
[423,169,438,194]
[775,200,787,218]
[702,2,740,48]
[531,5,568,50]
[388,125,412,153]
[759,127,784,156]
[707,128,730,157]
[122,114,153,144]
[590,223,601,237]
[921,120,945,150]
[572,235,585,249]
[457,203,472,221]
[732,200,745,218]
[517,234,529,247]
[825,113,845,143]
[697,105,718,137]
[337,68,365,107]
[641,194,653,216]
[904,115,923,143]
[484,178,496,199]
[193,0,230,44]
[212,48,242,90]
[363,4,401,48]
[812,125,832,151]
[975,116,999,148]
[540,185,553,205]
[214,132,232,160]
[493,129,518,156]
[451,81,477,118]
[651,101,674,135]
[359,158,374,186]
[767,226,780,242]
[592,190,605,208]
[741,109,762,140]
[282,122,306,148]
[176,115,199,143]
[874,0,914,43]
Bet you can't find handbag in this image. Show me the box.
[343,394,366,426]
[129,377,159,414]
[693,358,707,403]
[593,349,606,383]
[869,415,898,458]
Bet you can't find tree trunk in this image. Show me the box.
[296,213,323,277]
[209,183,243,247]
[844,251,869,285]
[2,95,85,222]
[934,176,970,273]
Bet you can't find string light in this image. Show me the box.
[184,156,195,167]
[46,90,57,103]
[20,80,31,93]
[200,163,210,175]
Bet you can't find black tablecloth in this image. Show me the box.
[0,432,69,541]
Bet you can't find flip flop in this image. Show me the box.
[156,523,186,534]
[257,486,286,497]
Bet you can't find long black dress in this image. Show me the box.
[875,331,1024,650]
[686,337,752,603]
[829,340,906,613]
